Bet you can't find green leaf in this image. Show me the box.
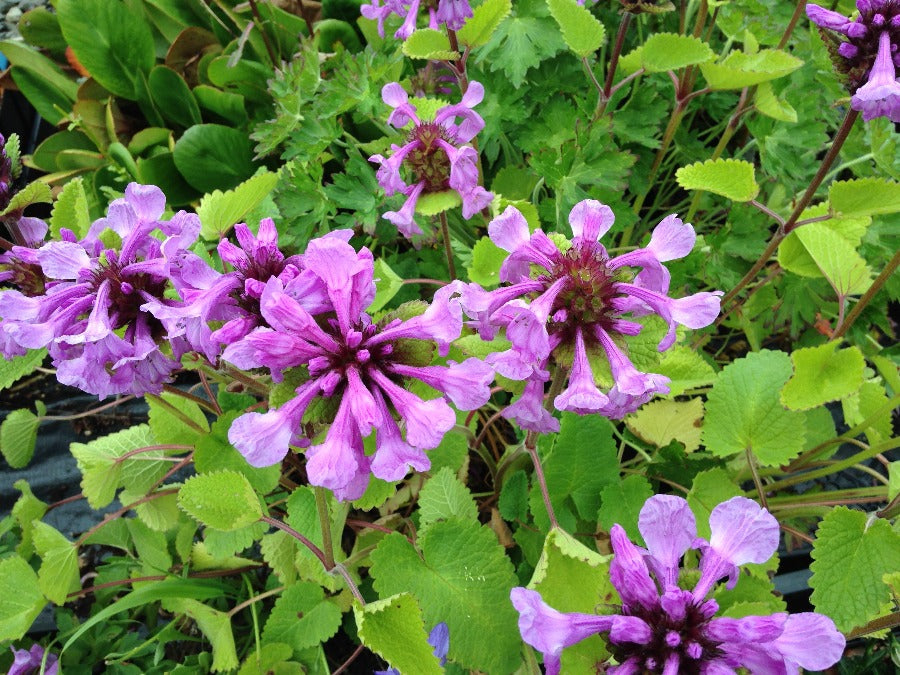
[173,124,257,193]
[196,170,280,239]
[164,598,239,672]
[809,507,900,632]
[11,479,47,558]
[0,556,45,641]
[675,158,759,202]
[640,33,715,72]
[702,350,807,465]
[356,593,443,675]
[655,346,717,396]
[56,0,155,99]
[402,28,459,60]
[597,475,654,543]
[457,0,512,48]
[686,469,742,540]
[194,413,281,495]
[0,39,78,101]
[18,7,67,53]
[627,398,704,452]
[148,65,202,129]
[134,490,181,532]
[148,391,209,447]
[0,181,52,218]
[467,236,507,287]
[126,517,173,571]
[418,466,478,528]
[480,5,566,88]
[843,380,893,444]
[755,81,797,123]
[9,66,72,126]
[262,582,344,654]
[829,177,900,217]
[237,642,303,675]
[0,349,45,391]
[260,531,298,586]
[700,48,803,89]
[370,520,521,674]
[194,85,249,127]
[781,341,865,411]
[780,223,873,295]
[0,407,41,469]
[178,470,263,531]
[370,258,404,314]
[547,0,605,58]
[415,189,462,216]
[498,470,529,522]
[49,177,92,239]
[33,521,80,604]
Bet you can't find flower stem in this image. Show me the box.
[832,249,900,340]
[314,486,336,570]
[438,210,458,280]
[260,515,329,568]
[525,431,559,530]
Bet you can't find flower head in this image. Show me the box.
[223,232,492,500]
[370,82,492,238]
[511,496,846,674]
[9,644,58,675]
[460,201,720,427]
[361,0,472,39]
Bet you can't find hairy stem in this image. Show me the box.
[438,211,457,280]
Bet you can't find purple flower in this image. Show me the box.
[511,495,846,674]
[9,644,58,675]
[369,82,492,238]
[0,183,199,397]
[807,1,900,120]
[376,621,450,673]
[361,0,472,39]
[460,201,720,428]
[0,133,13,213]
[223,233,492,500]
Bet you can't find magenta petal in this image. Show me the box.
[805,4,851,30]
[772,612,845,670]
[670,291,722,329]
[228,408,295,467]
[371,393,430,481]
[306,397,366,492]
[638,495,696,589]
[709,496,780,566]
[504,377,559,432]
[609,524,660,612]
[706,614,786,644]
[390,357,494,410]
[382,82,409,108]
[568,199,615,242]
[125,183,166,222]
[648,214,695,261]
[488,205,531,252]
[851,31,900,122]
[554,328,609,414]
[36,241,91,279]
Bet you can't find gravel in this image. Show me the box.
[0,0,50,41]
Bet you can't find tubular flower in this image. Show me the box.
[8,644,59,675]
[460,200,720,430]
[361,0,472,39]
[807,0,900,121]
[0,183,199,397]
[223,233,492,500]
[511,496,846,674]
[0,217,51,358]
[369,82,492,238]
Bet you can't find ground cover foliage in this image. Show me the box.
[0,0,898,672]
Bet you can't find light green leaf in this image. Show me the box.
[355,594,443,675]
[655,346,716,396]
[194,413,281,495]
[547,0,605,58]
[784,223,873,295]
[781,341,865,411]
[260,531,298,586]
[148,391,209,447]
[402,28,458,61]
[196,170,279,240]
[809,507,900,632]
[0,556,45,641]
[597,475,654,543]
[11,479,47,558]
[457,0,512,48]
[640,33,715,72]
[702,350,807,466]
[498,470,529,522]
[843,380,893,444]
[127,517,173,571]
[204,521,268,559]
[237,642,303,675]
[370,258,404,314]
[370,520,521,674]
[49,177,92,239]
[829,177,900,217]
[675,158,759,202]
[261,582,343,654]
[133,490,181,532]
[0,181,52,218]
[164,598,239,672]
[754,81,797,123]
[178,470,263,531]
[0,39,78,101]
[415,189,462,216]
[700,48,803,89]
[467,236,507,287]
[418,466,478,528]
[0,349,46,391]
[0,407,41,469]
[33,521,80,604]
[686,469,742,539]
[627,398,704,452]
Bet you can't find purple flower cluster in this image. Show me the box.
[361,0,473,40]
[369,82,492,238]
[511,496,846,674]
[222,232,493,500]
[460,201,720,431]
[0,133,12,214]
[8,644,58,675]
[0,183,199,397]
[807,0,900,122]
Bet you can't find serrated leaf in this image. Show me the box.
[498,470,529,522]
[0,556,45,641]
[676,158,759,202]
[627,398,704,452]
[190,543,258,572]
[195,412,281,495]
[370,520,521,673]
[781,341,865,411]
[780,223,873,295]
[547,0,605,58]
[12,479,47,558]
[418,467,478,528]
[809,507,900,632]
[126,517,173,571]
[829,177,900,217]
[262,582,343,653]
[370,258,404,314]
[33,521,80,604]
[755,81,797,123]
[355,593,443,675]
[0,181,52,217]
[467,236,507,287]
[402,28,458,60]
[702,350,807,466]
[148,391,209,447]
[164,598,238,672]
[49,177,92,239]
[415,189,462,216]
[237,642,303,675]
[700,48,803,89]
[640,33,714,72]
[457,0,512,48]
[260,531,298,586]
[134,490,181,532]
[204,521,268,559]
[0,407,41,468]
[178,470,262,531]
[655,346,716,396]
[686,469,742,540]
[197,170,279,240]
[597,475,654,543]
[843,380,893,444]
[0,348,45,392]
